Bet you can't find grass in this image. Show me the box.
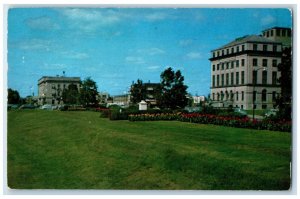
[7,110,291,190]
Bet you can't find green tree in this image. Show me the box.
[62,84,80,104]
[158,67,188,109]
[130,79,146,104]
[276,47,292,120]
[8,88,20,104]
[80,77,99,107]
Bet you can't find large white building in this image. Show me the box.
[38,76,81,105]
[209,27,291,110]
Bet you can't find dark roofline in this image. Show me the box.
[38,76,81,81]
[211,35,281,52]
[262,26,292,32]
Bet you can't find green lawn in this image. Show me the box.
[7,110,291,190]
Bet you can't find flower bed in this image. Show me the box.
[128,112,292,132]
[128,113,181,121]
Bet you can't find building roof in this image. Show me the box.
[38,76,81,84]
[212,35,281,51]
[262,26,292,33]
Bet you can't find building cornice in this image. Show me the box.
[209,50,282,61]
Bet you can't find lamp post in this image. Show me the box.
[252,67,266,120]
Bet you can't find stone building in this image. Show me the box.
[209,27,291,110]
[38,76,81,105]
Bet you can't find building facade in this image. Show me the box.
[209,27,291,110]
[38,76,81,105]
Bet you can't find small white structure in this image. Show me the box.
[139,100,148,111]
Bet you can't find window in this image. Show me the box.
[270,30,274,36]
[225,91,229,100]
[263,59,268,67]
[226,49,229,54]
[212,75,215,87]
[222,63,224,70]
[241,59,245,66]
[212,93,215,100]
[253,58,258,66]
[287,29,291,37]
[262,104,267,109]
[231,61,234,68]
[253,71,257,84]
[272,59,277,67]
[272,72,277,85]
[242,91,244,101]
[222,50,224,56]
[273,45,277,52]
[236,60,239,67]
[226,62,229,69]
[267,31,269,37]
[253,91,257,102]
[241,105,244,109]
[221,74,224,86]
[213,65,215,71]
[217,64,219,70]
[236,72,239,85]
[213,52,215,57]
[262,71,268,84]
[242,45,245,51]
[221,91,224,100]
[226,73,229,86]
[241,71,245,84]
[217,93,220,101]
[262,89,267,102]
[217,75,220,86]
[253,44,257,51]
[276,29,280,36]
[230,91,234,101]
[282,29,286,36]
[231,47,234,53]
[231,72,234,85]
[217,51,220,56]
[272,91,276,102]
[236,91,239,101]
[237,46,239,52]
[263,45,267,51]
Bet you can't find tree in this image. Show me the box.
[158,67,188,109]
[8,88,20,104]
[79,77,99,107]
[130,79,147,104]
[276,47,292,119]
[62,84,80,104]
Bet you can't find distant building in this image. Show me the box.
[193,96,205,104]
[143,82,161,106]
[98,92,110,104]
[209,27,291,110]
[38,76,81,105]
[112,94,130,107]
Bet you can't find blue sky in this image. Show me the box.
[7,8,292,97]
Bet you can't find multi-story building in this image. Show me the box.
[143,82,161,106]
[209,27,291,110]
[38,76,81,105]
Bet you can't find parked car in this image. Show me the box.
[264,109,279,117]
[7,104,20,110]
[40,104,53,110]
[233,108,248,117]
[19,104,37,109]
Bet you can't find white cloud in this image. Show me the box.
[145,12,167,21]
[12,39,52,51]
[186,52,202,59]
[137,47,165,56]
[147,65,161,70]
[261,15,276,26]
[125,56,145,64]
[61,8,120,24]
[25,16,60,30]
[61,51,89,59]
